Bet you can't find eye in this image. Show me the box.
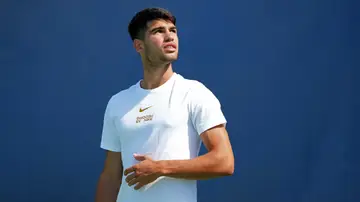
[155,29,165,33]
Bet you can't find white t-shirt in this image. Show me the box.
[100,72,227,202]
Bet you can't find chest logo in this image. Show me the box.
[136,114,154,123]
[137,106,154,123]
[139,106,152,112]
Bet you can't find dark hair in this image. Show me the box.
[128,7,176,41]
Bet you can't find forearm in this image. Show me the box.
[95,173,122,202]
[158,151,234,180]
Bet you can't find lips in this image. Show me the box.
[163,43,177,50]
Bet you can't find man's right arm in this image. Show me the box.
[95,151,123,202]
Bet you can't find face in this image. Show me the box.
[135,19,179,65]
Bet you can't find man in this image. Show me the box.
[95,7,234,202]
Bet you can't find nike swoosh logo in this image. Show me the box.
[139,106,152,112]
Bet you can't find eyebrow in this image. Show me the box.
[149,25,177,33]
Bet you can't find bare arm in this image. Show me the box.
[158,124,234,180]
[123,124,234,190]
[95,151,123,202]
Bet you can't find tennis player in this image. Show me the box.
[95,7,234,202]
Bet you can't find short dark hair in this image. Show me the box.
[128,7,176,41]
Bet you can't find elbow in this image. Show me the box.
[223,159,235,176]
[217,155,235,176]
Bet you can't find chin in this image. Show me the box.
[166,58,178,63]
[162,55,178,62]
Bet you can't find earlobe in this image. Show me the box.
[134,39,143,53]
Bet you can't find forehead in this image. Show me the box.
[146,19,175,30]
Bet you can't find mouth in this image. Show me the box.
[163,43,177,52]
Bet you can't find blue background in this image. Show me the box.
[1,0,358,202]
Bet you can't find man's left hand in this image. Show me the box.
[124,154,162,190]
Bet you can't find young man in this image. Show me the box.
[95,7,234,202]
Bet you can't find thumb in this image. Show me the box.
[133,153,147,161]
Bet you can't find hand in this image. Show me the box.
[124,154,162,190]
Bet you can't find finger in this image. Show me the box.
[134,182,145,190]
[125,172,136,183]
[124,166,136,176]
[128,176,139,186]
[133,153,146,161]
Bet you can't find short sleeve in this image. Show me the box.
[100,97,122,152]
[189,82,227,135]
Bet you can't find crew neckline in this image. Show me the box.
[136,72,177,93]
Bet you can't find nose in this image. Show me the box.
[164,30,174,41]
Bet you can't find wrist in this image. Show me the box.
[156,160,168,177]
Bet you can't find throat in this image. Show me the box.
[141,65,174,89]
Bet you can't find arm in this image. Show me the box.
[158,124,234,180]
[95,151,123,202]
[96,96,123,200]
[124,125,234,190]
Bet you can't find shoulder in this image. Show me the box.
[105,83,138,113]
[176,74,212,94]
[176,74,220,105]
[111,84,137,102]
[184,77,216,99]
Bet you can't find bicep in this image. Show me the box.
[102,151,123,179]
[200,124,235,175]
[200,124,233,155]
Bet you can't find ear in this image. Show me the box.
[133,39,144,53]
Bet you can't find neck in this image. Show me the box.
[140,63,174,89]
